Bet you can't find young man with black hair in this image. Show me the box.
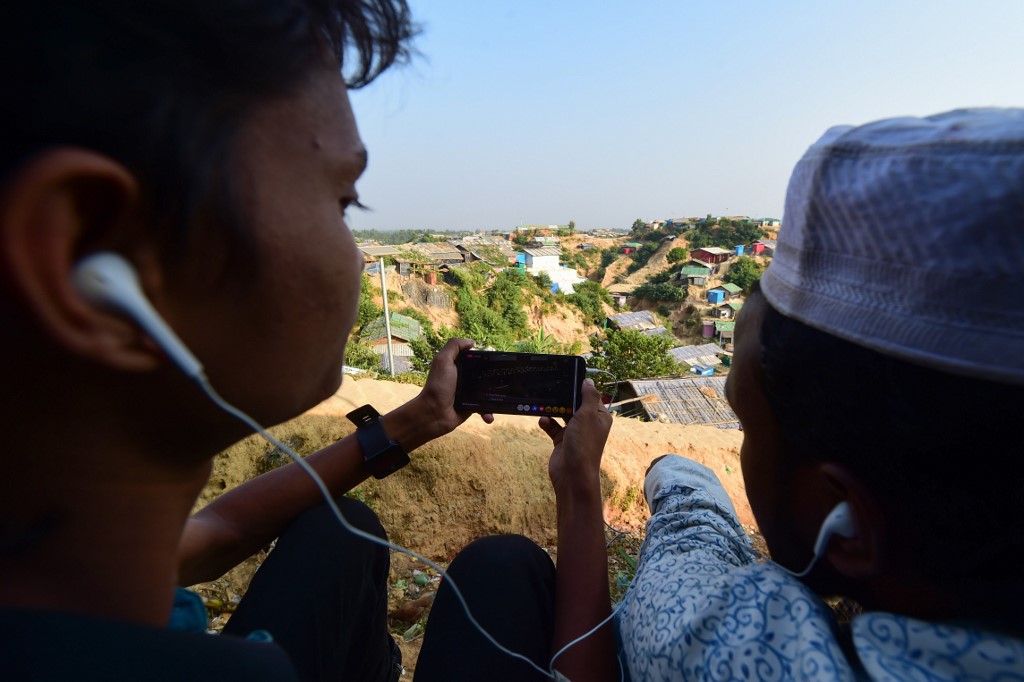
[0,2,615,681]
[616,109,1024,680]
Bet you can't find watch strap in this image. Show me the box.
[346,405,410,479]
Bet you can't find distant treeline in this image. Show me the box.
[352,229,470,245]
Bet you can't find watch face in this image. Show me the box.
[347,405,382,427]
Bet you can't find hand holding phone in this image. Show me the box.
[538,379,612,493]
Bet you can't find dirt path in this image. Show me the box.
[601,239,679,288]
[622,239,677,285]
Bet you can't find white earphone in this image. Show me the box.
[72,252,203,379]
[776,501,857,578]
[812,501,857,557]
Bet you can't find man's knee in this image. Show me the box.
[449,534,554,580]
[294,495,384,537]
[276,495,388,571]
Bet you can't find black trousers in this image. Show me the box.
[224,500,557,682]
[415,535,557,682]
[223,497,399,682]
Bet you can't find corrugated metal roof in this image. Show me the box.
[697,247,733,255]
[715,320,736,332]
[626,376,738,426]
[360,312,423,343]
[670,343,724,365]
[358,245,402,257]
[523,246,562,257]
[641,326,668,336]
[608,310,659,330]
[678,266,712,276]
[412,242,464,259]
[720,283,743,294]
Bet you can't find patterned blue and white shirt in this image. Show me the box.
[614,455,1024,681]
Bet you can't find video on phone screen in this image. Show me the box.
[457,352,580,416]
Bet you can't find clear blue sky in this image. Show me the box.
[348,0,1024,232]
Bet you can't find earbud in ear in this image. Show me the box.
[72,252,203,378]
[811,501,857,558]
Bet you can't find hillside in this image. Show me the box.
[619,238,677,285]
[363,265,605,351]
[193,377,750,675]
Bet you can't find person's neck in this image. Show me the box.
[0,370,217,626]
[857,575,1024,637]
[0,465,209,626]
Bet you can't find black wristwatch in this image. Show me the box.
[346,405,410,479]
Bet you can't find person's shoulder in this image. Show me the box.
[853,612,1024,680]
[0,608,300,681]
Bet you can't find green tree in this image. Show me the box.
[565,280,612,324]
[667,247,688,264]
[588,328,680,381]
[487,268,529,334]
[724,256,765,293]
[631,218,647,232]
[357,274,383,329]
[409,326,457,373]
[344,338,380,371]
[568,220,576,232]
[625,242,659,275]
[634,282,687,302]
[600,249,618,268]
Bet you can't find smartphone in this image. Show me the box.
[455,350,586,417]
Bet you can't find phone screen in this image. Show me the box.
[455,351,585,416]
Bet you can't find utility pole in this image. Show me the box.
[378,257,395,377]
[356,245,401,377]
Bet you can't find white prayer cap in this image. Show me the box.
[760,108,1024,385]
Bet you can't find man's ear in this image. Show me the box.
[0,148,166,371]
[818,462,886,581]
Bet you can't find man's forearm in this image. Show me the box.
[178,397,438,585]
[551,480,617,682]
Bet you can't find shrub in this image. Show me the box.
[723,256,765,293]
[565,281,612,324]
[395,306,433,331]
[667,247,688,263]
[357,274,383,329]
[588,328,681,381]
[634,282,686,302]
[344,338,380,371]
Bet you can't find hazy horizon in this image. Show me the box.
[348,0,1024,232]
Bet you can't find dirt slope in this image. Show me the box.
[306,378,746,550]
[600,239,678,288]
[621,239,677,285]
[199,377,751,559]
